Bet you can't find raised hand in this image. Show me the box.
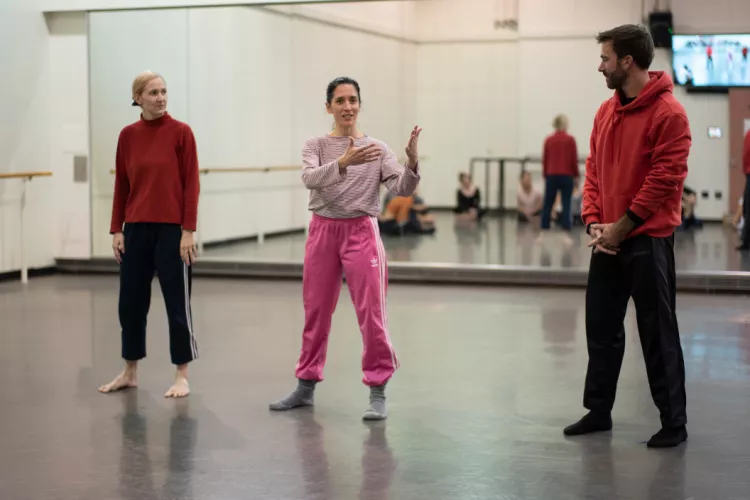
[405,125,422,169]
[338,137,382,169]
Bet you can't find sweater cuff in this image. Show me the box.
[626,208,645,228]
[582,214,600,230]
[407,161,419,177]
[627,204,649,224]
[333,160,347,181]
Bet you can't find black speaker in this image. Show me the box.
[649,11,673,48]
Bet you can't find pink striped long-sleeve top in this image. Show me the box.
[301,135,421,219]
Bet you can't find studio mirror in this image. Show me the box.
[86,0,749,289]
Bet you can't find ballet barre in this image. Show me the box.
[198,166,304,251]
[468,156,586,212]
[0,171,54,284]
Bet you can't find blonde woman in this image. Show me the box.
[99,71,200,398]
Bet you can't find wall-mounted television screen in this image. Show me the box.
[672,34,750,89]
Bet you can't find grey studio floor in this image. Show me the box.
[203,212,750,273]
[2,274,750,500]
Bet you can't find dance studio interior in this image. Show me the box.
[3,0,750,498]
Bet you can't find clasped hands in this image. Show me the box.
[587,221,629,255]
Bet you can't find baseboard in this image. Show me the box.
[0,266,57,283]
[202,227,305,249]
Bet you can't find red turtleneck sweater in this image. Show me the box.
[109,113,200,234]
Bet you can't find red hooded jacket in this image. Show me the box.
[581,71,691,239]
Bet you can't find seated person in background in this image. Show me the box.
[734,196,745,235]
[411,191,435,231]
[454,172,486,221]
[379,192,435,235]
[517,170,543,223]
[680,185,702,230]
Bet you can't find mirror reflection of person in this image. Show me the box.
[516,171,542,223]
[540,114,579,238]
[379,191,435,235]
[679,186,702,230]
[454,172,486,221]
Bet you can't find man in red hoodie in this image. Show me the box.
[564,24,691,448]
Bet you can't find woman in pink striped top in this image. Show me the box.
[269,77,422,420]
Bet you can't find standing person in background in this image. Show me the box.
[565,24,691,448]
[99,71,200,399]
[736,127,750,250]
[269,76,422,420]
[539,114,579,241]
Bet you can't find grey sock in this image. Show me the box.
[269,379,316,411]
[363,384,387,420]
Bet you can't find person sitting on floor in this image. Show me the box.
[680,185,702,230]
[379,192,435,235]
[517,170,543,223]
[454,172,487,221]
[733,196,744,236]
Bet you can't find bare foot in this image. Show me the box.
[98,370,137,393]
[165,377,190,398]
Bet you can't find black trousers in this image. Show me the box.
[119,223,198,366]
[583,233,687,428]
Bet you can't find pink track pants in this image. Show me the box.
[295,214,399,387]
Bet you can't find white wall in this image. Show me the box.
[48,12,90,260]
[280,1,416,39]
[0,1,54,274]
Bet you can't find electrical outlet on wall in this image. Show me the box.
[715,190,723,200]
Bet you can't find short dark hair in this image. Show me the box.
[326,77,361,104]
[596,24,654,70]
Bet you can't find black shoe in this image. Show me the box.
[646,425,687,448]
[563,411,613,436]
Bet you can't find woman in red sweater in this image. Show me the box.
[99,71,200,398]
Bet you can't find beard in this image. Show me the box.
[604,65,628,90]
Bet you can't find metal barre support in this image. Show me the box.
[0,172,52,284]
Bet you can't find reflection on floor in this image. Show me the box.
[203,212,750,272]
[2,275,750,499]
